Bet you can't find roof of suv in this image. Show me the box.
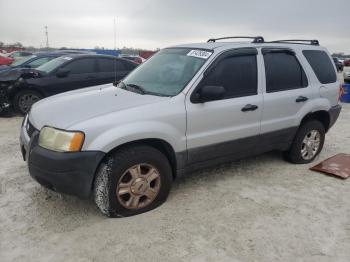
[172,40,326,52]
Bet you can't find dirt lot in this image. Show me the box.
[1,103,350,261]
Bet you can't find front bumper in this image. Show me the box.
[328,104,342,130]
[20,122,105,198]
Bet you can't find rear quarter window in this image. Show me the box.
[303,50,337,84]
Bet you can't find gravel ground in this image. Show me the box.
[0,105,349,262]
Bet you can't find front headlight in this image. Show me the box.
[38,126,85,152]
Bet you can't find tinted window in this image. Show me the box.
[28,57,53,68]
[263,51,308,92]
[123,60,137,70]
[303,50,337,84]
[201,55,258,98]
[63,58,95,74]
[97,58,115,72]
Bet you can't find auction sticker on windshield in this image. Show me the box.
[187,50,212,59]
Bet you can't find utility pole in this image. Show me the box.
[45,26,49,50]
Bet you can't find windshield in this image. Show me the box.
[11,55,36,67]
[121,48,211,96]
[37,56,72,73]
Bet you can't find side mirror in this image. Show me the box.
[192,85,226,103]
[56,68,70,78]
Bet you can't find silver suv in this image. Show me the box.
[20,37,342,217]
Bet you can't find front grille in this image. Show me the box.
[26,121,36,138]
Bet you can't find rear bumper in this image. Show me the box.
[20,125,105,198]
[328,104,342,129]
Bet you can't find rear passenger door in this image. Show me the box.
[260,48,313,148]
[186,48,263,164]
[96,58,134,85]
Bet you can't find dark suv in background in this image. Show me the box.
[0,54,138,114]
[332,57,344,72]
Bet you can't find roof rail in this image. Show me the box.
[268,39,319,46]
[207,36,265,43]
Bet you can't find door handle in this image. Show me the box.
[241,104,258,112]
[296,96,308,103]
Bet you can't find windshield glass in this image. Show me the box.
[37,56,72,73]
[122,48,211,96]
[11,55,36,67]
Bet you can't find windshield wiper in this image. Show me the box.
[116,81,170,97]
[126,83,147,95]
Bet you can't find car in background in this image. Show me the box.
[0,52,65,72]
[120,55,145,64]
[5,51,33,61]
[0,54,138,114]
[344,70,350,83]
[0,53,14,65]
[344,59,350,67]
[333,57,344,72]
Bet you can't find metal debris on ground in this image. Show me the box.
[310,153,350,179]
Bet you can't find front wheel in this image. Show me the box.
[13,90,42,115]
[284,120,325,164]
[93,145,173,217]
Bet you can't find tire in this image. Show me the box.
[93,145,173,217]
[284,120,325,164]
[13,90,43,115]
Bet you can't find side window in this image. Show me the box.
[63,58,95,74]
[115,60,126,71]
[201,54,258,98]
[97,58,115,72]
[263,51,308,93]
[123,60,137,71]
[303,50,337,84]
[28,57,52,68]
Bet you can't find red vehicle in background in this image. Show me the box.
[0,53,14,65]
[344,59,350,67]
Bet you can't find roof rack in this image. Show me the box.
[207,36,265,43]
[268,39,319,46]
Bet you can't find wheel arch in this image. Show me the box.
[9,86,46,100]
[300,110,330,132]
[96,138,181,182]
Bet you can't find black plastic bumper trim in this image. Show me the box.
[27,133,105,198]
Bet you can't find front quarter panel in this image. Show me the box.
[72,94,187,154]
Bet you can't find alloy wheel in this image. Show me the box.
[116,164,161,210]
[301,130,321,160]
[19,93,40,113]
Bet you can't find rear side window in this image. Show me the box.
[303,50,337,84]
[202,55,258,98]
[263,50,308,93]
[97,58,115,72]
[63,58,95,74]
[123,60,137,71]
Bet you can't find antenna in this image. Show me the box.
[45,26,49,50]
[113,17,118,86]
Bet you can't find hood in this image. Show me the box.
[0,68,41,82]
[29,84,170,129]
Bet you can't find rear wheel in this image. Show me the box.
[93,145,173,217]
[14,90,42,115]
[284,120,325,164]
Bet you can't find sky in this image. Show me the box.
[0,0,349,53]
